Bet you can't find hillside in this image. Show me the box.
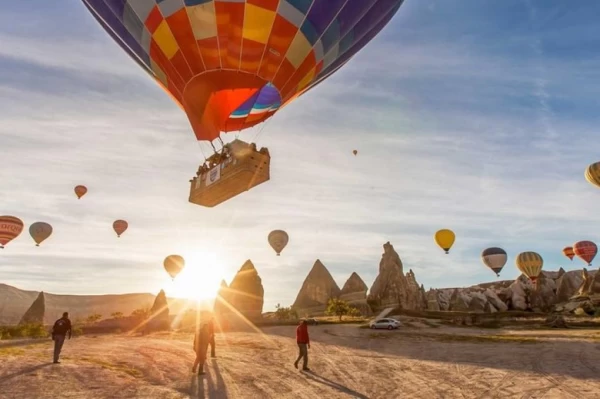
[0,283,189,325]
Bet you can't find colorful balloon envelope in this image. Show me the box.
[29,222,53,247]
[515,251,543,284]
[164,255,185,280]
[585,162,600,189]
[74,185,88,199]
[562,246,575,261]
[573,241,597,266]
[268,230,289,256]
[81,1,405,143]
[113,220,129,238]
[0,216,24,249]
[481,247,507,277]
[434,229,455,254]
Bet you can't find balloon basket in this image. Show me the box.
[189,140,270,208]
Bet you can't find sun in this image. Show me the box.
[164,251,225,302]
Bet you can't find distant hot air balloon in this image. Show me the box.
[481,247,507,277]
[516,251,543,284]
[353,150,358,156]
[164,255,185,280]
[268,230,289,256]
[74,185,88,199]
[585,162,600,189]
[29,222,53,247]
[573,241,597,266]
[562,246,575,261]
[0,216,24,249]
[435,229,455,254]
[113,220,128,238]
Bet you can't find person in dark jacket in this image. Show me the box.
[294,320,310,371]
[51,312,72,364]
[192,322,210,375]
[208,317,216,358]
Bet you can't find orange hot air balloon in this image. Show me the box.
[573,241,597,266]
[164,255,185,280]
[562,246,575,261]
[113,220,128,238]
[74,185,88,199]
[0,216,24,249]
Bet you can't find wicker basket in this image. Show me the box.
[189,141,270,207]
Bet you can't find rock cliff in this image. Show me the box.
[147,289,170,331]
[340,272,371,315]
[19,291,45,325]
[292,259,341,315]
[227,260,264,321]
[367,242,426,311]
[214,280,230,315]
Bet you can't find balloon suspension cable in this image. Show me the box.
[218,137,225,153]
[195,140,208,162]
[252,114,276,145]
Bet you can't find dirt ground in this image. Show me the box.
[1,323,600,398]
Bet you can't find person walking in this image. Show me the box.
[51,312,72,364]
[208,316,216,358]
[294,319,310,371]
[192,320,210,375]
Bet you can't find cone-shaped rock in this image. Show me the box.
[228,260,264,321]
[147,289,170,331]
[367,242,426,311]
[340,272,368,302]
[292,259,341,315]
[19,291,45,325]
[214,279,230,315]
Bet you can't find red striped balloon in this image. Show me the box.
[112,220,128,238]
[573,241,597,266]
[0,216,24,249]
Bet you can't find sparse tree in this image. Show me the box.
[85,313,102,324]
[348,307,362,318]
[326,298,351,321]
[111,312,124,319]
[275,303,298,320]
[131,307,149,320]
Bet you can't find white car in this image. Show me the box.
[369,318,401,330]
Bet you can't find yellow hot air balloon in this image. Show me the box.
[585,162,600,189]
[113,220,128,238]
[268,230,289,256]
[29,222,53,247]
[164,255,185,280]
[434,229,455,254]
[515,251,543,284]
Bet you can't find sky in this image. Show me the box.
[2,0,600,312]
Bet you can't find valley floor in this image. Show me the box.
[1,324,600,398]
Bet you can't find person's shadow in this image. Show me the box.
[303,371,369,399]
[0,363,53,383]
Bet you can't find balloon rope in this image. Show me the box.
[252,115,275,145]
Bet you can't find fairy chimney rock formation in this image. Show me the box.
[340,272,368,302]
[148,289,170,331]
[292,259,341,314]
[19,291,45,325]
[228,260,264,321]
[214,279,230,315]
[367,242,426,310]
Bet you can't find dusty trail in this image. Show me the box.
[1,325,600,398]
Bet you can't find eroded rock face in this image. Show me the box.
[148,289,169,331]
[367,242,426,310]
[214,280,230,315]
[19,291,45,325]
[292,260,341,314]
[228,260,264,321]
[340,272,368,302]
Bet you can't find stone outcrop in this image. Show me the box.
[19,291,45,325]
[214,280,230,315]
[292,259,341,315]
[227,260,264,321]
[340,272,371,315]
[147,289,169,331]
[367,242,426,311]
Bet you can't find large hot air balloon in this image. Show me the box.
[81,1,406,206]
[434,229,455,254]
[74,185,88,199]
[515,251,543,284]
[0,216,24,249]
[573,241,597,266]
[268,230,289,256]
[562,246,575,261]
[164,255,185,280]
[113,220,129,238]
[481,247,507,277]
[29,222,53,247]
[585,162,600,189]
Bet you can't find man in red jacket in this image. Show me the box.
[294,319,310,371]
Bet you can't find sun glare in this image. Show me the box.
[164,251,224,302]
